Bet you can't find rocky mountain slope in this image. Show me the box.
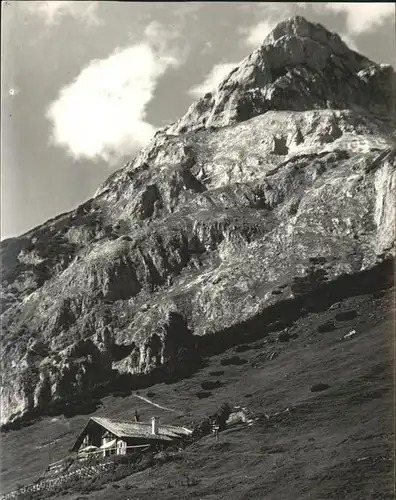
[1,16,395,428]
[1,283,394,498]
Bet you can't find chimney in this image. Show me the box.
[151,416,159,435]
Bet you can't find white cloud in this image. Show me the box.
[143,20,188,64]
[245,20,276,47]
[144,21,176,55]
[322,2,394,34]
[47,36,181,163]
[189,63,238,98]
[25,1,101,27]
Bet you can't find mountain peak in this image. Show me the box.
[165,16,395,135]
[262,15,354,62]
[266,15,337,43]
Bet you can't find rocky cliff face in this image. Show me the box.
[1,16,395,428]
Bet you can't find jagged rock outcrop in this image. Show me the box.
[1,16,395,427]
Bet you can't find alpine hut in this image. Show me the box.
[71,416,192,458]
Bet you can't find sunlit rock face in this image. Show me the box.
[1,16,395,427]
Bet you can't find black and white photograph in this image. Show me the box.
[1,1,395,498]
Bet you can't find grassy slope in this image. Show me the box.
[1,286,394,499]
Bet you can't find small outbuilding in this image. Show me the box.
[71,416,192,458]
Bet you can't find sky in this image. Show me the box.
[1,1,395,240]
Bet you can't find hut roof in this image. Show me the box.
[71,416,192,452]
